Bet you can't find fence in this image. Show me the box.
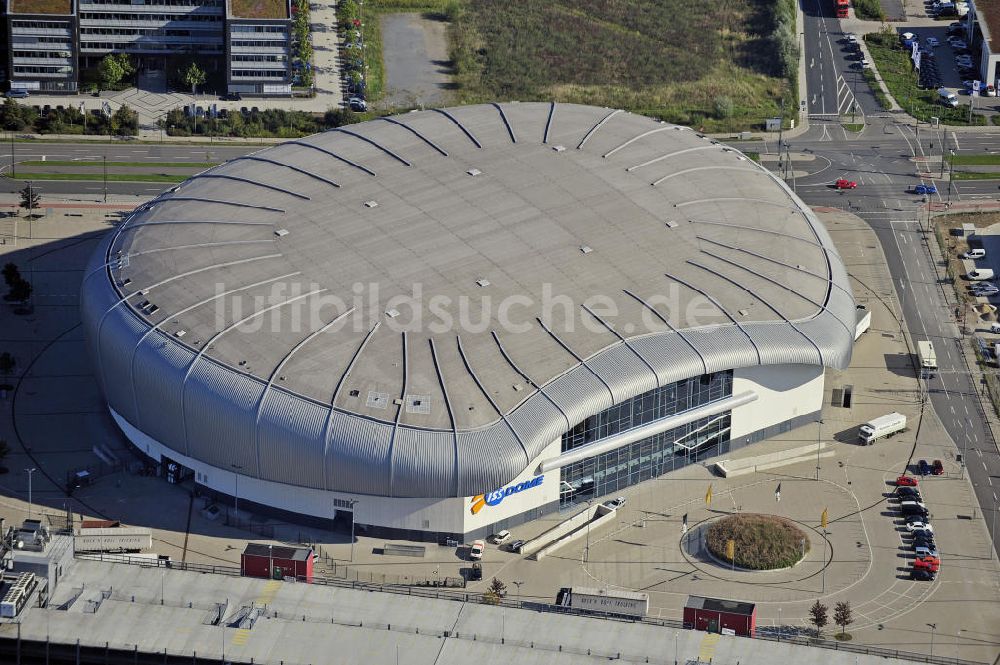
[72,553,986,665]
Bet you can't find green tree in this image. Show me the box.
[7,278,31,303]
[2,263,20,288]
[809,600,829,638]
[110,104,138,137]
[1,98,28,131]
[18,183,39,216]
[834,601,853,636]
[98,53,133,89]
[182,62,207,94]
[0,352,14,377]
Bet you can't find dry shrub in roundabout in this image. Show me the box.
[705,513,810,570]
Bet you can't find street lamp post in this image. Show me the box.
[230,464,243,525]
[349,499,359,562]
[102,155,107,203]
[822,529,828,593]
[991,495,998,560]
[512,580,524,605]
[778,606,782,642]
[674,632,678,665]
[25,468,36,519]
[816,419,824,480]
[585,499,593,563]
[928,623,937,656]
[948,149,955,204]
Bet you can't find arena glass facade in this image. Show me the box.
[559,371,733,507]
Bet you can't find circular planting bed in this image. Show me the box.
[706,513,810,570]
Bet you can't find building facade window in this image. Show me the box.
[559,371,733,507]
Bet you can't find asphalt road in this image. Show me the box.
[0,141,261,198]
[737,117,1000,560]
[802,0,882,119]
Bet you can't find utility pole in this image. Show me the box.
[102,155,107,203]
[777,97,785,181]
[25,468,36,518]
[816,418,823,480]
[10,130,14,178]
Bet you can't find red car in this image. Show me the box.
[914,557,940,573]
[896,475,918,487]
[932,460,944,476]
[835,178,858,189]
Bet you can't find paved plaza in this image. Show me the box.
[0,205,998,662]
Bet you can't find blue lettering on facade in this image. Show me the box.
[484,475,544,507]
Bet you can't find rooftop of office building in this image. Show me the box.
[8,0,73,14]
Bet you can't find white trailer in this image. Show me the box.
[854,305,871,341]
[858,412,907,445]
[917,341,937,370]
[73,527,152,553]
[556,587,649,618]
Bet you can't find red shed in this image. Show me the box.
[240,544,314,583]
[683,596,756,637]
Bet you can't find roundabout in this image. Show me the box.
[704,513,811,571]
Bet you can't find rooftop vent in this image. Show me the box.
[121,278,131,286]
[366,391,389,409]
[393,398,404,406]
[513,383,523,392]
[580,245,593,254]
[145,305,159,315]
[385,308,400,318]
[476,279,490,287]
[274,229,289,237]
[364,200,379,208]
[174,329,186,338]
[665,221,679,228]
[348,389,360,397]
[467,168,482,177]
[552,145,566,152]
[406,394,431,415]
[738,309,750,317]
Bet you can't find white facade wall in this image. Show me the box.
[113,407,559,537]
[729,364,824,442]
[112,363,820,539]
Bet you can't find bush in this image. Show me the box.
[853,0,886,20]
[706,514,809,570]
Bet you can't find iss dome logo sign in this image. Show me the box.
[470,475,544,515]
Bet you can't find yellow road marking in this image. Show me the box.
[698,632,720,661]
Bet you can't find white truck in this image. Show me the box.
[556,587,649,618]
[73,527,153,553]
[858,412,907,445]
[917,341,937,370]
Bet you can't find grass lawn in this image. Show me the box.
[949,154,1000,165]
[10,172,186,183]
[952,171,1000,180]
[19,160,218,169]
[842,123,865,132]
[706,513,809,570]
[446,0,797,132]
[865,29,986,125]
[228,0,288,19]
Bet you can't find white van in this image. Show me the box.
[968,268,995,280]
[964,248,987,259]
[938,88,959,107]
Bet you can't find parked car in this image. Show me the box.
[905,520,933,533]
[490,530,511,544]
[913,184,938,195]
[847,33,858,46]
[931,459,944,475]
[915,543,939,558]
[897,487,922,500]
[469,562,483,581]
[972,285,999,296]
[603,496,627,510]
[896,475,918,487]
[469,539,485,560]
[913,535,937,549]
[985,84,997,97]
[835,178,858,189]
[5,89,28,99]
[911,568,936,581]
[508,539,526,553]
[901,504,930,518]
[348,96,368,112]
[917,459,931,475]
[913,557,940,573]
